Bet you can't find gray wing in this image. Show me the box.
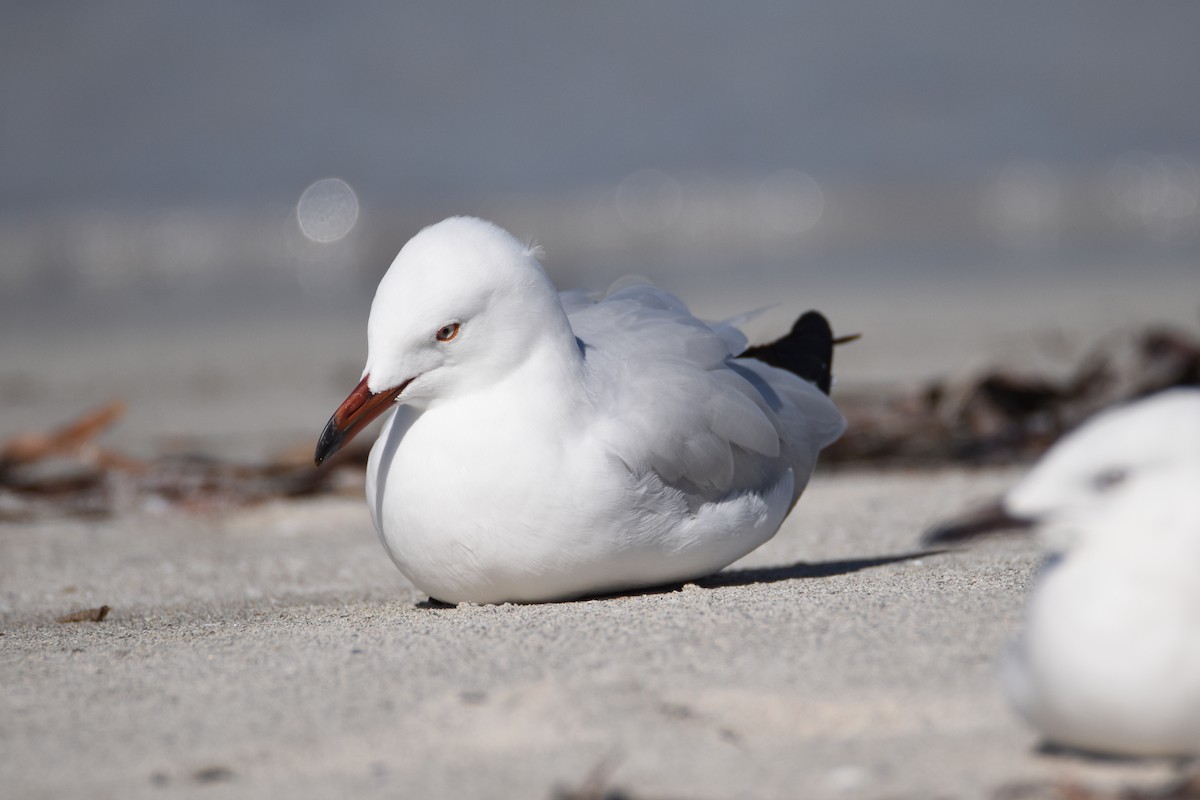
[564,283,845,505]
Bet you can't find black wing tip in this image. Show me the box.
[743,309,837,395]
[791,309,833,336]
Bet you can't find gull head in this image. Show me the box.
[1004,389,1200,550]
[314,217,564,464]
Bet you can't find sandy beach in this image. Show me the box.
[1,469,1187,800]
[5,5,1200,797]
[2,279,1196,800]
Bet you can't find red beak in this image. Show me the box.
[314,375,406,465]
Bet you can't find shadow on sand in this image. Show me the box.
[695,549,946,589]
[416,549,946,608]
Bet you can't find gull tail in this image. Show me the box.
[743,310,855,395]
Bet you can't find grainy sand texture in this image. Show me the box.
[3,278,1195,798]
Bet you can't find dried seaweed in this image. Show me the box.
[0,402,128,467]
[0,403,371,520]
[56,605,110,623]
[825,324,1200,466]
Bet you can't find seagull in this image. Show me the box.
[992,389,1200,757]
[314,216,846,604]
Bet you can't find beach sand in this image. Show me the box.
[2,469,1185,800]
[2,274,1195,799]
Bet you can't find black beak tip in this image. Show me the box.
[314,416,344,467]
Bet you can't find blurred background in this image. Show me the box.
[1,2,1198,458]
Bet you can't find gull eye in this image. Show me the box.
[436,322,460,342]
[1091,467,1127,493]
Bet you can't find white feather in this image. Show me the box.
[355,216,845,604]
[1001,388,1200,756]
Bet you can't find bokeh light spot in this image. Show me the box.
[1109,153,1199,241]
[984,159,1060,245]
[756,170,824,235]
[297,178,359,243]
[616,169,682,233]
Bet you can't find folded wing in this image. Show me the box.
[565,283,846,506]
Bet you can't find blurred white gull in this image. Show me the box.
[999,388,1200,757]
[315,217,846,604]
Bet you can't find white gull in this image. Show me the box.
[999,388,1200,757]
[315,216,846,604]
